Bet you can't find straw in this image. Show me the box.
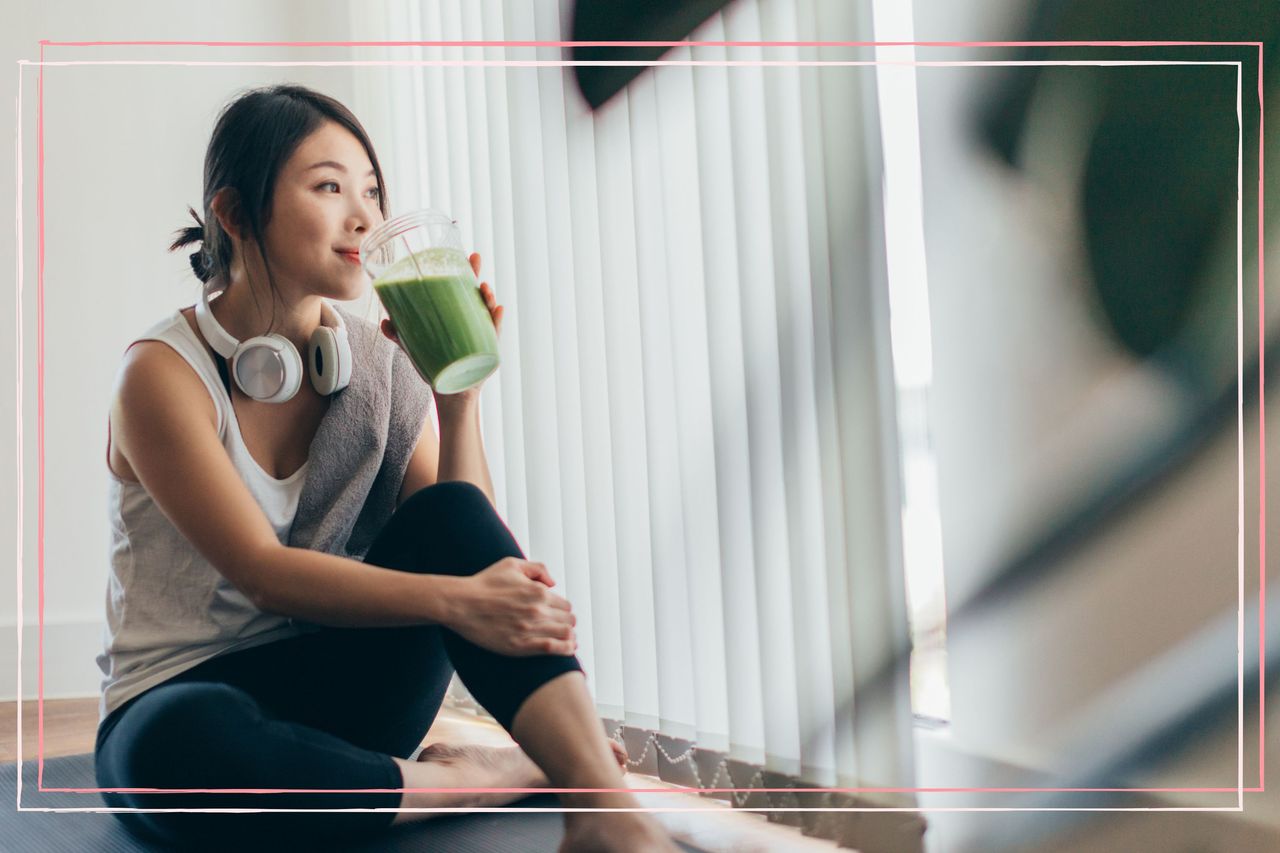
[400,234,425,278]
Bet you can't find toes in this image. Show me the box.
[609,739,629,771]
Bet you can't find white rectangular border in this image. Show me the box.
[12,53,1250,815]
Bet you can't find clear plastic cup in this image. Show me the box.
[360,209,500,394]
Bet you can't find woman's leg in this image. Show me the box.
[164,479,579,762]
[371,482,675,849]
[94,481,667,849]
[511,672,679,851]
[95,680,404,849]
[92,478,545,851]
[95,679,554,849]
[357,480,584,733]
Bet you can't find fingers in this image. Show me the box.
[541,636,577,656]
[478,280,504,336]
[533,621,575,641]
[467,249,500,336]
[530,597,577,654]
[380,318,399,343]
[539,605,575,628]
[518,629,575,657]
[520,560,556,587]
[523,617,577,656]
[492,558,579,656]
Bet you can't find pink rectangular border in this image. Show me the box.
[18,39,1265,806]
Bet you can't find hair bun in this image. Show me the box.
[169,206,209,284]
[188,250,211,282]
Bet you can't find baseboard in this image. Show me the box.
[0,619,103,701]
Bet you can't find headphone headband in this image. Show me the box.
[193,276,351,403]
[194,278,241,360]
[195,277,347,355]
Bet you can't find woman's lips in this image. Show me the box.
[337,250,361,265]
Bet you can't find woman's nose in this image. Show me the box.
[347,204,375,234]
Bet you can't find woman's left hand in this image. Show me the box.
[380,251,503,406]
[468,251,505,339]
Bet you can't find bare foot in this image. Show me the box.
[417,739,626,785]
[391,742,554,824]
[415,743,548,802]
[560,810,679,852]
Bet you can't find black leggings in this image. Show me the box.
[94,481,583,850]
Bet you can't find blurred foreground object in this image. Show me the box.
[979,0,1278,380]
[571,0,734,108]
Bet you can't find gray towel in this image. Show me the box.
[286,304,434,559]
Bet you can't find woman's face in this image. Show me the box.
[257,120,384,302]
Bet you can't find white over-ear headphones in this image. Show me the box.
[194,278,353,403]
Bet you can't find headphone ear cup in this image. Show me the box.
[233,335,303,404]
[307,325,351,396]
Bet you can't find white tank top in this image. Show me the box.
[97,310,312,721]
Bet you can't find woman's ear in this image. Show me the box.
[210,187,244,242]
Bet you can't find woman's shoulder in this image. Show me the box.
[112,308,218,430]
[118,307,202,375]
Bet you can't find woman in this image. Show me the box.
[94,84,675,852]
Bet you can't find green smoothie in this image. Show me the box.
[372,248,500,394]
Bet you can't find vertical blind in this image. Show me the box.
[351,0,918,806]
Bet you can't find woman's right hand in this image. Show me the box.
[445,557,577,657]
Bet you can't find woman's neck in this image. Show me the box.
[210,270,324,362]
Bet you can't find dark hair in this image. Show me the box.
[169,84,389,325]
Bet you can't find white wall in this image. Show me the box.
[1,0,379,699]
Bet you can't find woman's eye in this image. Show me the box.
[365,186,381,200]
[317,181,340,192]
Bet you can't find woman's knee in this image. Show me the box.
[370,480,524,577]
[399,480,492,522]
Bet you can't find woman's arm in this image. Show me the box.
[386,251,501,509]
[394,393,496,510]
[397,415,440,507]
[262,547,576,656]
[113,341,572,652]
[434,394,496,506]
[113,341,457,627]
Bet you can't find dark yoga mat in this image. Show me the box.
[3,754,700,852]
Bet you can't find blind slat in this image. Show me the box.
[501,4,566,586]
[557,39,626,719]
[478,0,530,543]
[689,16,768,766]
[458,0,508,517]
[531,0,597,682]
[655,47,732,750]
[594,89,662,727]
[794,0,860,785]
[628,66,699,738]
[722,1,803,775]
[759,0,839,785]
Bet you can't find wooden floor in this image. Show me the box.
[0,697,100,762]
